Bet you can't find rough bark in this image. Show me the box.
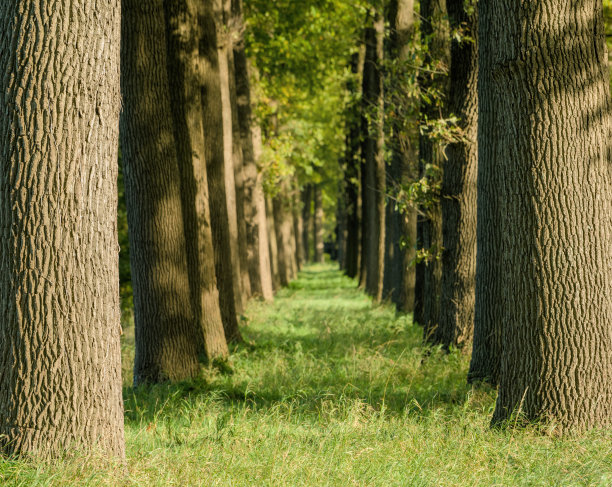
[383,0,416,310]
[362,11,386,302]
[302,185,313,263]
[417,0,448,333]
[0,0,125,458]
[273,183,296,286]
[122,0,201,385]
[437,0,478,348]
[232,0,272,301]
[467,0,502,385]
[313,184,325,263]
[266,196,281,290]
[199,0,243,342]
[490,0,612,432]
[165,0,229,362]
[344,51,364,279]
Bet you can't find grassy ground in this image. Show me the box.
[2,263,612,486]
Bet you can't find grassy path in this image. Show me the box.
[2,264,612,485]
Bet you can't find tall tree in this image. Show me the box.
[232,0,273,301]
[490,0,612,432]
[436,0,478,348]
[0,0,125,457]
[302,185,313,263]
[468,0,502,384]
[362,9,386,301]
[122,0,201,384]
[383,0,416,310]
[416,0,448,332]
[343,51,364,279]
[200,0,243,342]
[266,196,282,290]
[165,0,230,362]
[313,184,325,263]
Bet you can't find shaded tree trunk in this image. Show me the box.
[266,196,282,290]
[122,0,201,385]
[273,183,297,285]
[165,0,229,362]
[302,185,313,263]
[199,0,243,342]
[417,0,448,335]
[467,0,502,385]
[313,184,325,263]
[383,0,416,310]
[362,11,386,302]
[294,188,305,270]
[336,179,347,268]
[489,0,612,432]
[437,0,478,348]
[232,0,273,301]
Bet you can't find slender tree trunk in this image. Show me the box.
[489,0,612,432]
[294,188,305,270]
[383,0,416,310]
[362,11,386,302]
[122,0,201,385]
[266,196,281,290]
[313,184,325,263]
[344,50,364,279]
[336,179,347,269]
[302,185,313,263]
[273,183,296,285]
[0,0,124,459]
[417,0,448,334]
[232,0,272,301]
[199,0,243,342]
[468,0,502,385]
[165,0,229,362]
[437,0,478,349]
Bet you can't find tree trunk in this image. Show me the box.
[362,11,386,302]
[293,188,305,270]
[232,0,272,301]
[302,185,313,263]
[121,0,201,385]
[165,0,229,362]
[266,196,281,290]
[417,0,448,335]
[199,0,243,342]
[467,0,502,385]
[273,183,296,285]
[0,0,125,458]
[437,0,478,349]
[383,0,416,310]
[336,179,347,269]
[344,51,364,279]
[313,184,325,263]
[490,0,612,432]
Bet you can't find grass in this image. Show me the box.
[2,263,612,486]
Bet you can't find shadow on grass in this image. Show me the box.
[122,265,489,425]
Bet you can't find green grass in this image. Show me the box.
[2,263,612,486]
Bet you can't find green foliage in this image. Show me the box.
[3,265,612,485]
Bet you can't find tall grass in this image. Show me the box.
[1,263,611,486]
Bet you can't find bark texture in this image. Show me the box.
[468,0,503,385]
[437,0,478,348]
[0,0,125,458]
[266,196,281,290]
[313,184,325,263]
[383,0,416,310]
[416,0,448,332]
[490,0,612,432]
[362,11,386,302]
[165,0,229,362]
[200,0,243,342]
[122,0,201,385]
[273,183,297,286]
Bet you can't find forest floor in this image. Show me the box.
[2,263,612,486]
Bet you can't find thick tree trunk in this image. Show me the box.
[437,0,478,349]
[313,184,325,263]
[302,185,313,263]
[417,0,448,334]
[273,183,296,285]
[122,0,201,385]
[266,196,282,290]
[383,0,416,310]
[362,11,386,302]
[490,0,612,432]
[467,0,502,385]
[165,0,229,362]
[344,51,364,279]
[199,0,243,342]
[232,0,272,301]
[0,0,125,458]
